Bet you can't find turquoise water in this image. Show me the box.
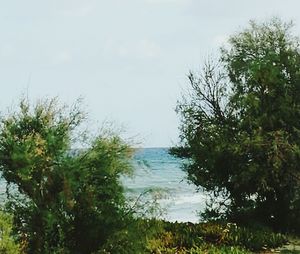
[123,148,207,222]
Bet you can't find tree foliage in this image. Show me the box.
[0,98,134,253]
[171,18,300,232]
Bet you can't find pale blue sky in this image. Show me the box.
[1,0,300,147]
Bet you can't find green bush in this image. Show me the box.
[190,245,250,254]
[0,98,135,254]
[226,224,287,251]
[0,211,21,254]
[146,220,287,253]
[97,219,163,254]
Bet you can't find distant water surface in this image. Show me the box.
[122,148,207,222]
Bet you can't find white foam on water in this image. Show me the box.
[123,148,208,222]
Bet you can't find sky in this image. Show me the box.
[1,0,300,147]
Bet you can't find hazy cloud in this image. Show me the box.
[52,50,73,64]
[145,0,191,4]
[59,3,94,17]
[0,44,15,58]
[137,39,161,58]
[212,34,230,48]
[103,39,161,59]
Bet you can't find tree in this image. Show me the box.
[171,18,300,232]
[0,98,134,253]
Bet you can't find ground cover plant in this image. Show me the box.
[145,220,287,253]
[0,211,21,253]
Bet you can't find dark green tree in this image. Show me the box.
[171,18,300,232]
[0,98,134,253]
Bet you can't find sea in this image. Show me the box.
[122,147,207,223]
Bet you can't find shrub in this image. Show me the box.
[0,211,21,254]
[190,245,251,254]
[146,220,287,253]
[225,223,287,251]
[0,98,135,253]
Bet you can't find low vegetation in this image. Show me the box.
[0,211,21,254]
[0,213,292,253]
[145,220,287,253]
